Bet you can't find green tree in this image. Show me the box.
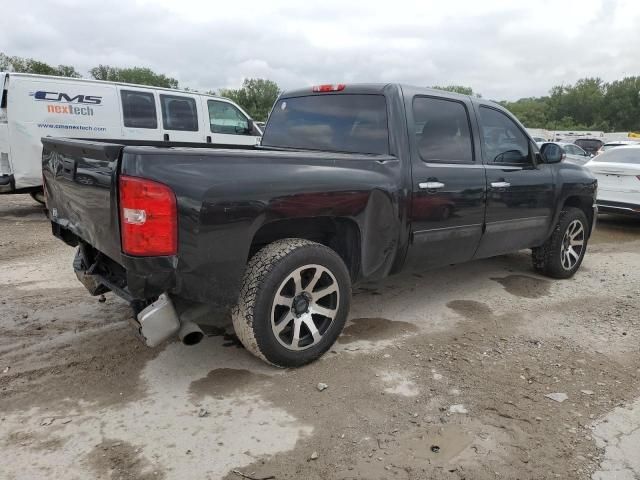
[602,76,640,131]
[501,97,549,128]
[219,78,281,120]
[547,78,605,129]
[89,65,178,89]
[431,85,482,97]
[0,52,80,78]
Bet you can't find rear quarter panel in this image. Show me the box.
[120,147,405,308]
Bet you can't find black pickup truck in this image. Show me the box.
[43,83,597,367]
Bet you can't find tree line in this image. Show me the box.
[2,52,638,129]
[437,79,640,133]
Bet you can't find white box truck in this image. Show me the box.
[0,72,262,203]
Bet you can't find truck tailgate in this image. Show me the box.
[42,138,124,262]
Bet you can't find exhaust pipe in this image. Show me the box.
[178,320,204,346]
[130,294,205,347]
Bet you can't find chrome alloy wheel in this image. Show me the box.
[270,264,339,351]
[560,219,585,270]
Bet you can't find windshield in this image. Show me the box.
[262,94,389,155]
[595,148,640,164]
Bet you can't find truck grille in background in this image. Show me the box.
[0,152,10,174]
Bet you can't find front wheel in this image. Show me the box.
[232,239,351,367]
[532,207,589,279]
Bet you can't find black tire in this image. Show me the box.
[232,238,351,367]
[30,190,46,205]
[532,207,589,279]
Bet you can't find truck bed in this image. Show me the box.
[43,138,404,308]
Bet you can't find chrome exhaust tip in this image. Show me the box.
[178,320,204,346]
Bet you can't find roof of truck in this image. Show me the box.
[280,83,475,101]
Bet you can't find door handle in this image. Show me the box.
[490,181,511,188]
[419,181,445,190]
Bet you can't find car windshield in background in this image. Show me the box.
[595,147,640,164]
[262,94,389,155]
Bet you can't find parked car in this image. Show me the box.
[585,146,640,217]
[596,140,640,156]
[0,72,262,203]
[537,141,592,165]
[574,138,604,156]
[43,83,597,367]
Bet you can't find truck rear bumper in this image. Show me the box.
[70,239,177,303]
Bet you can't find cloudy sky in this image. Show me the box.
[2,0,639,100]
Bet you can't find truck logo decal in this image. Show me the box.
[30,91,103,105]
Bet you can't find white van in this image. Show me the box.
[0,72,262,202]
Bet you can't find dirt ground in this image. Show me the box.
[1,194,639,480]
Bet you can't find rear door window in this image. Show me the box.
[413,96,474,163]
[262,94,389,155]
[207,100,250,135]
[121,90,157,129]
[160,94,198,131]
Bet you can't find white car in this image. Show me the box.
[585,146,640,217]
[0,72,262,203]
[596,140,640,156]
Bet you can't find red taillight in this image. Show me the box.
[119,175,177,256]
[312,84,346,92]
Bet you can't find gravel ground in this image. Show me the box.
[1,194,639,480]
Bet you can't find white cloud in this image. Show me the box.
[1,0,638,100]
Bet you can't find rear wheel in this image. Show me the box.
[532,207,589,279]
[232,238,351,367]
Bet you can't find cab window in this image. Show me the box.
[208,100,250,135]
[479,106,530,164]
[121,90,157,129]
[160,94,198,131]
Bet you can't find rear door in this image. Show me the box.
[158,92,201,143]
[474,104,555,258]
[405,93,486,268]
[117,86,161,141]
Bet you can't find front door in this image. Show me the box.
[474,105,555,258]
[206,99,260,146]
[406,95,486,269]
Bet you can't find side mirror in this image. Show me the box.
[540,143,564,164]
[246,119,262,136]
